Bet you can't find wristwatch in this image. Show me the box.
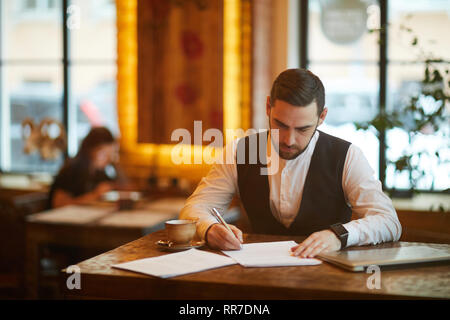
[329,223,349,249]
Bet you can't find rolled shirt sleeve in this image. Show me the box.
[342,145,402,247]
[179,139,239,240]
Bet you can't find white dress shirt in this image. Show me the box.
[180,130,402,247]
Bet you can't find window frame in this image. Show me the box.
[298,0,448,194]
[0,0,117,173]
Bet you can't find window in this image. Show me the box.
[0,0,117,173]
[68,0,118,155]
[304,0,380,179]
[385,0,449,191]
[295,0,449,192]
[19,0,60,18]
[23,0,38,11]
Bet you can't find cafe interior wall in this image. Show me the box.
[115,0,287,189]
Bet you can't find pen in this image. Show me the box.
[211,207,243,248]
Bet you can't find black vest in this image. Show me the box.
[236,130,352,236]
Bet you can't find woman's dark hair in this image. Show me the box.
[66,126,115,173]
[269,68,325,115]
[76,126,115,160]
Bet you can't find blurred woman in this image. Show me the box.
[48,126,124,208]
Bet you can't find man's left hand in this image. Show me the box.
[291,230,341,258]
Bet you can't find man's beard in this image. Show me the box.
[270,126,318,160]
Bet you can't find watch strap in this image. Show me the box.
[329,223,349,249]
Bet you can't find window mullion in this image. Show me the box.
[62,0,71,158]
[379,0,388,189]
[299,0,308,68]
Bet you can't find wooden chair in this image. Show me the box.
[0,189,48,299]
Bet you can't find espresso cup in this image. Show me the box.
[165,219,197,244]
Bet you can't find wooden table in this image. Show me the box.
[24,198,184,299]
[25,201,241,299]
[61,230,450,300]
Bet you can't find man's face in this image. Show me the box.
[266,97,327,160]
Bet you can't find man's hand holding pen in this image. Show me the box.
[206,207,244,250]
[206,223,243,250]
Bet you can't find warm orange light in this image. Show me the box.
[116,0,249,181]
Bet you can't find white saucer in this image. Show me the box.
[156,240,205,251]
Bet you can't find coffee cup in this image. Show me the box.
[165,219,197,244]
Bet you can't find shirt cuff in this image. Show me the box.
[343,221,359,248]
[197,219,218,241]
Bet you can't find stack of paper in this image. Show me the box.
[222,241,322,267]
[112,249,237,278]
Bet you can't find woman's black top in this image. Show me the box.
[47,158,116,209]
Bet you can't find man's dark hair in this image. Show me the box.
[269,68,325,115]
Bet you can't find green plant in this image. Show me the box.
[355,21,449,193]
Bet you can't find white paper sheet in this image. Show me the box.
[222,241,322,267]
[112,249,237,278]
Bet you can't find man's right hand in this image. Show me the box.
[206,223,243,250]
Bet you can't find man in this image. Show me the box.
[180,68,401,258]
